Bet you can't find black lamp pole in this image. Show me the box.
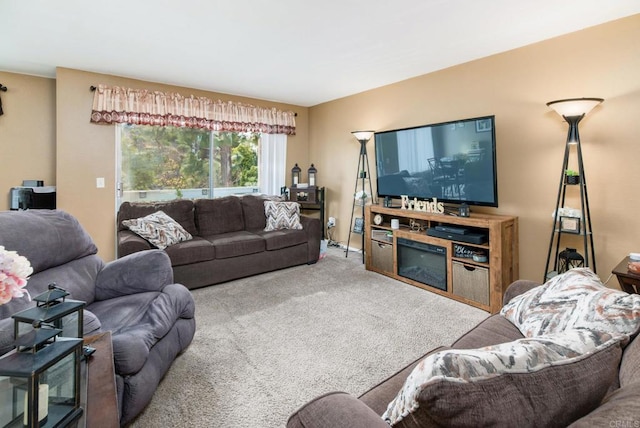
[346,131,375,263]
[544,98,602,281]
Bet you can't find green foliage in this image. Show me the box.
[565,169,579,176]
[121,125,258,195]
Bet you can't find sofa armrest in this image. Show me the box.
[287,392,388,428]
[117,230,152,258]
[95,250,174,300]
[503,279,541,306]
[300,215,321,263]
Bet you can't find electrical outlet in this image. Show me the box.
[327,217,336,227]
[96,177,105,188]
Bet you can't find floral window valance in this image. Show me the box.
[90,84,296,135]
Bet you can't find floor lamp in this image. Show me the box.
[346,130,375,263]
[543,97,603,282]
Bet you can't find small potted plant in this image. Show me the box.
[565,169,580,185]
[354,190,370,206]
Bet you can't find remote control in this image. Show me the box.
[83,345,96,358]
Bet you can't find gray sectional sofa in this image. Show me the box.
[117,194,322,289]
[0,210,196,426]
[288,278,640,428]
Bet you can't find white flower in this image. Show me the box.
[0,246,33,305]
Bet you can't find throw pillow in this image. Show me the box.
[122,210,192,249]
[501,268,640,338]
[382,329,624,428]
[263,201,303,231]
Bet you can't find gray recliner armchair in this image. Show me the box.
[0,210,196,425]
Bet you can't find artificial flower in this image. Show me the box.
[0,245,33,305]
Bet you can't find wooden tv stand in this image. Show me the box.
[365,204,518,314]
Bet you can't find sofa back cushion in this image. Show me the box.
[620,334,640,387]
[0,210,98,275]
[241,194,269,230]
[195,196,244,236]
[117,200,197,236]
[0,210,103,320]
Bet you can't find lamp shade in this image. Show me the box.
[351,131,374,143]
[546,98,603,118]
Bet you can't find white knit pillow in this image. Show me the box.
[263,201,303,231]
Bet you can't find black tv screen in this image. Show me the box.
[374,115,498,207]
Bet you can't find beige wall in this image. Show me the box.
[0,72,56,207]
[2,15,639,284]
[309,15,640,283]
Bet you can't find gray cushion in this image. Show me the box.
[288,392,389,428]
[195,196,244,235]
[620,333,640,387]
[205,231,265,259]
[569,381,640,427]
[164,237,216,266]
[88,282,195,375]
[0,255,104,321]
[0,210,97,274]
[241,194,269,230]
[258,229,308,251]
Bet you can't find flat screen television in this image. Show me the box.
[374,115,498,207]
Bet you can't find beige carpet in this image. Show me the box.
[129,247,488,427]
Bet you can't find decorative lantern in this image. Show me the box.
[291,163,301,187]
[0,329,84,427]
[557,248,585,274]
[308,164,317,187]
[12,284,85,339]
[0,285,85,427]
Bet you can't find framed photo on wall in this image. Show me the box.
[476,119,492,132]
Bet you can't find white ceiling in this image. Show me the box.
[1,1,639,107]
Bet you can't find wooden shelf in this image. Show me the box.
[365,205,519,314]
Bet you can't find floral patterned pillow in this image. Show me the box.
[122,210,192,249]
[501,268,640,338]
[263,201,303,231]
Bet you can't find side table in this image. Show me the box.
[81,332,119,428]
[612,256,640,294]
[284,186,326,239]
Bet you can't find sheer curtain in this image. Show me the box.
[259,133,287,195]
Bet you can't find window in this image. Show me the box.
[118,124,260,203]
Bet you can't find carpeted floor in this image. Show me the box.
[129,247,488,427]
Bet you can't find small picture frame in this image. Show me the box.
[353,217,364,234]
[560,216,581,234]
[475,119,492,133]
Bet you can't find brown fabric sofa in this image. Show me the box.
[287,280,640,427]
[117,194,321,289]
